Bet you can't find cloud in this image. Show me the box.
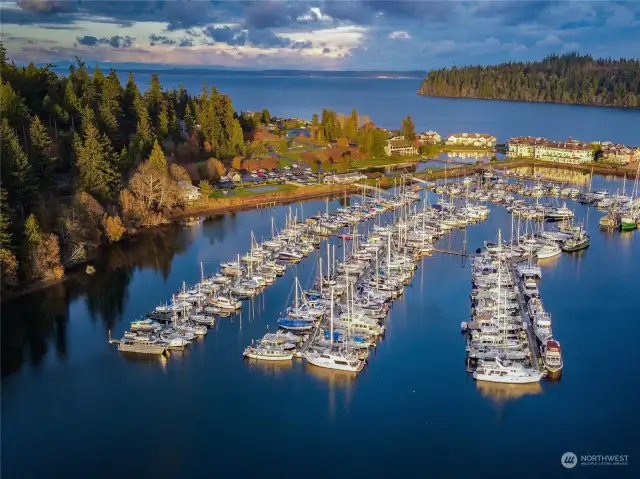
[290,40,313,50]
[388,31,411,40]
[76,35,135,49]
[536,34,563,47]
[149,34,177,46]
[322,47,331,54]
[203,26,248,46]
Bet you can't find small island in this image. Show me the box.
[418,53,640,108]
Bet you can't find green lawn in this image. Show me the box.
[350,155,421,169]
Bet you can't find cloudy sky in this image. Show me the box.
[1,1,639,70]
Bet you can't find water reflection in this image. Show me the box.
[306,364,356,421]
[476,381,543,404]
[1,227,194,378]
[120,352,169,372]
[510,166,591,185]
[245,359,294,376]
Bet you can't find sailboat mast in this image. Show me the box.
[330,287,334,346]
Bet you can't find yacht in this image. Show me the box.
[277,318,314,331]
[243,343,294,361]
[536,242,561,259]
[118,338,167,355]
[304,348,365,372]
[545,203,574,221]
[130,318,161,332]
[473,358,544,384]
[541,339,563,378]
[522,276,539,298]
[210,296,242,311]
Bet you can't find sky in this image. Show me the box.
[1,0,639,70]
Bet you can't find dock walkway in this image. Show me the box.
[510,263,542,372]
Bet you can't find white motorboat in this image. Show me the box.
[473,358,544,384]
[304,348,365,372]
[243,343,293,361]
[536,242,561,259]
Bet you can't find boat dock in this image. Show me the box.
[511,262,542,372]
[432,248,471,257]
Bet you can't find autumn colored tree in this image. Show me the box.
[206,158,226,181]
[104,216,126,243]
[199,180,213,198]
[148,140,167,171]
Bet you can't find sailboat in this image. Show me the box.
[473,231,543,384]
[304,288,365,372]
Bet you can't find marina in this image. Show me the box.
[2,171,638,478]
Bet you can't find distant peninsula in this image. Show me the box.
[418,53,640,108]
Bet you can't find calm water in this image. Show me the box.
[2,172,639,477]
[116,72,640,144]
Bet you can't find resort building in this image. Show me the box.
[599,143,640,165]
[445,133,497,148]
[507,137,595,164]
[417,131,441,145]
[384,136,419,156]
[177,181,202,202]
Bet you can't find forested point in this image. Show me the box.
[0,43,392,294]
[418,53,640,108]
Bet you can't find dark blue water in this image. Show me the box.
[2,171,639,477]
[117,72,640,145]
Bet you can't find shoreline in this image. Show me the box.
[3,159,636,301]
[415,92,638,110]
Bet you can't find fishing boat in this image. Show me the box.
[620,215,637,231]
[541,339,563,378]
[599,215,618,228]
[243,343,294,361]
[473,357,544,384]
[561,233,590,252]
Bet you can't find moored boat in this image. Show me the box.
[541,339,563,378]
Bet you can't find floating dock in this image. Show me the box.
[510,262,542,372]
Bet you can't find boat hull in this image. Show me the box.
[473,372,542,384]
[305,356,365,372]
[244,352,293,361]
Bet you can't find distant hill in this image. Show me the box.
[418,53,640,108]
[43,63,425,79]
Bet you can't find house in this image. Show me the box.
[417,131,441,145]
[177,181,201,202]
[266,123,276,131]
[384,136,419,156]
[598,142,640,165]
[507,136,594,164]
[445,133,497,148]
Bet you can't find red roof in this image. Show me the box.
[546,340,561,351]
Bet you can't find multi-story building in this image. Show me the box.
[445,133,496,148]
[417,131,441,145]
[507,136,594,164]
[384,136,419,156]
[599,144,640,165]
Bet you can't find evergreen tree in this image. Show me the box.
[0,118,36,217]
[24,213,42,248]
[402,115,416,141]
[148,140,167,171]
[74,119,119,200]
[63,79,81,129]
[0,185,12,249]
[28,116,55,188]
[261,109,271,124]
